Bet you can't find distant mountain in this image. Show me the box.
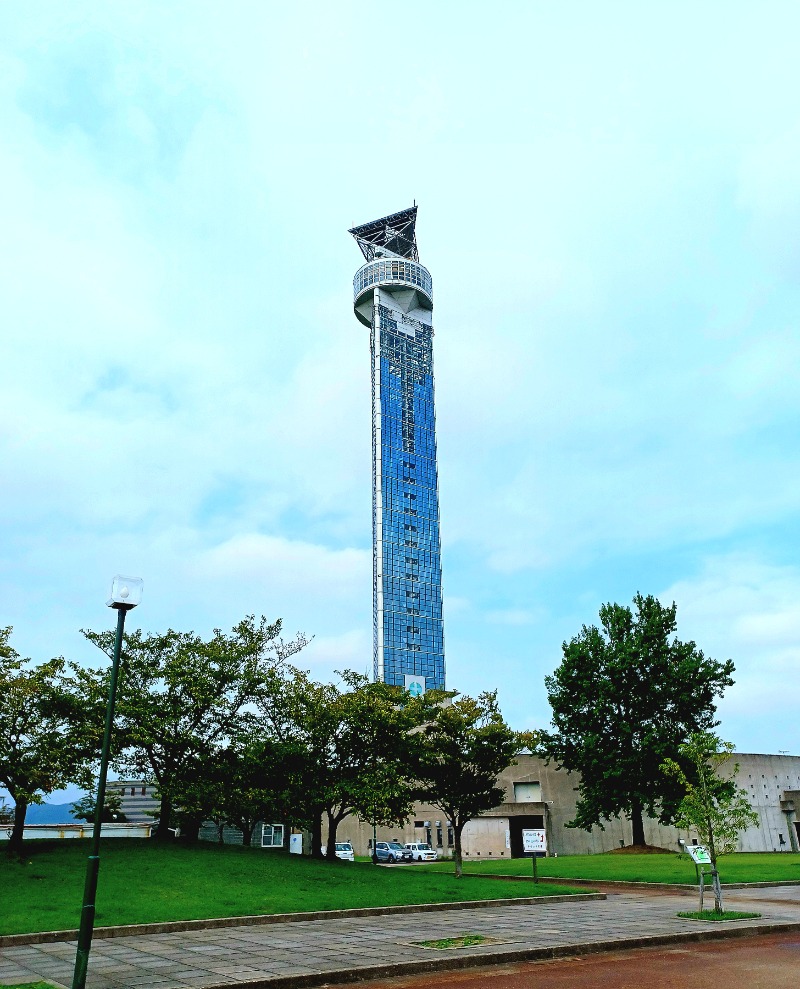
[24,801,82,825]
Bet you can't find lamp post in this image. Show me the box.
[71,576,143,989]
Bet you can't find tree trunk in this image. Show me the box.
[7,798,27,858]
[325,811,340,861]
[707,819,723,912]
[452,823,464,878]
[311,813,324,858]
[241,821,253,847]
[630,801,645,846]
[154,795,174,840]
[181,816,202,843]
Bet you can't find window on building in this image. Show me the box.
[261,824,284,848]
[513,781,542,802]
[436,827,443,847]
[447,827,454,847]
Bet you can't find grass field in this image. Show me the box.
[419,852,800,884]
[1,839,579,936]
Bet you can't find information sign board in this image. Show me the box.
[522,829,547,854]
[686,844,712,865]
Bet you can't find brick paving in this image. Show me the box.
[1,887,798,989]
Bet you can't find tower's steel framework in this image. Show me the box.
[350,207,445,691]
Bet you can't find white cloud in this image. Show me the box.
[1,1,800,760]
[661,556,800,749]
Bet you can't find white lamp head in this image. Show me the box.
[107,575,144,610]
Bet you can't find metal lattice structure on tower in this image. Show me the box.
[349,206,420,262]
[350,207,445,693]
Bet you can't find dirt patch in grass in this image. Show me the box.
[412,933,508,949]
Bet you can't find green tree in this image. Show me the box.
[83,615,309,840]
[171,736,310,846]
[0,627,102,857]
[540,593,735,846]
[663,732,758,910]
[411,691,523,878]
[70,788,127,823]
[257,669,424,860]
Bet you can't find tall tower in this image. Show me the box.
[350,207,445,692]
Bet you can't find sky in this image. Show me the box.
[2,1,799,789]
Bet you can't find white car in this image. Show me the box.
[334,842,354,861]
[404,842,439,861]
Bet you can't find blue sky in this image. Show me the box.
[2,1,799,777]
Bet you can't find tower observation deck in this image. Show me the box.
[349,207,445,693]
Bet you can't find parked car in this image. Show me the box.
[404,842,439,861]
[321,842,355,861]
[375,840,411,863]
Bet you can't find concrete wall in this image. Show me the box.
[114,780,161,824]
[322,752,800,858]
[0,823,152,840]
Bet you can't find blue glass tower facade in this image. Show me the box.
[350,208,445,691]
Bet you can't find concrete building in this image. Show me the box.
[349,207,445,693]
[113,779,160,824]
[330,752,800,858]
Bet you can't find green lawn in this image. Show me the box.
[1,839,580,936]
[419,852,800,884]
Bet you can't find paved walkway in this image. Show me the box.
[1,887,799,989]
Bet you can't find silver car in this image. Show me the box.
[404,842,439,861]
[375,840,410,863]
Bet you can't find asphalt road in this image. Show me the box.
[352,932,800,989]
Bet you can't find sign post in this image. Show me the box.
[521,828,547,884]
[686,845,722,912]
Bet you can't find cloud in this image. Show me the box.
[2,1,800,760]
[661,555,800,748]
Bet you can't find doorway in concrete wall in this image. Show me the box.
[508,815,544,857]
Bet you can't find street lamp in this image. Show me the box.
[72,576,143,989]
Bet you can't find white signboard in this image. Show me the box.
[687,844,712,865]
[522,828,547,854]
[404,675,426,697]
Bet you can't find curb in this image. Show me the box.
[187,920,800,989]
[0,892,604,948]
[461,875,800,892]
